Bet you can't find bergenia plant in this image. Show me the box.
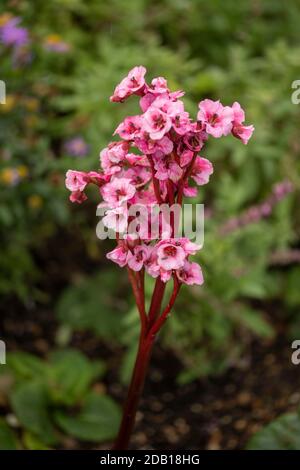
[65,66,254,449]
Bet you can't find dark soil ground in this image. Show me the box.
[1,298,299,450]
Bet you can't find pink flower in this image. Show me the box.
[191,157,214,186]
[231,102,254,145]
[179,149,194,167]
[142,107,172,140]
[135,133,173,155]
[65,170,88,192]
[172,111,191,135]
[110,66,146,102]
[149,77,169,94]
[139,93,156,112]
[176,261,204,285]
[106,245,129,267]
[114,115,142,140]
[101,178,136,207]
[183,131,206,152]
[183,184,198,198]
[100,141,129,175]
[69,190,88,204]
[154,155,183,182]
[156,241,186,270]
[197,99,233,138]
[127,245,151,271]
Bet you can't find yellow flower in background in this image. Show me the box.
[17,165,29,178]
[0,165,29,186]
[1,94,17,113]
[27,194,43,209]
[0,168,19,186]
[0,13,12,27]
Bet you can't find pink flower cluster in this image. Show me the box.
[66,66,254,286]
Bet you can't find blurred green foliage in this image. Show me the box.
[0,349,120,449]
[1,0,300,449]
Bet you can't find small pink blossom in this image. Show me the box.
[135,133,173,155]
[176,261,204,285]
[231,102,254,144]
[191,157,214,186]
[65,170,88,192]
[101,178,136,207]
[106,245,129,267]
[154,156,183,183]
[142,107,172,140]
[110,66,146,102]
[139,93,156,112]
[128,245,151,271]
[69,190,88,204]
[156,242,186,270]
[100,141,129,175]
[197,99,233,138]
[149,77,169,94]
[172,111,191,136]
[179,149,194,167]
[114,115,142,140]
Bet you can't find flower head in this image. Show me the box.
[110,66,146,102]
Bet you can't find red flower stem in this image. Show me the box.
[147,155,164,203]
[150,275,181,335]
[147,277,166,326]
[112,326,155,450]
[127,267,147,333]
[177,152,197,206]
[113,274,181,450]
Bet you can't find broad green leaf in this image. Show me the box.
[232,307,274,338]
[23,431,51,450]
[247,413,300,450]
[8,352,46,380]
[56,271,128,340]
[0,419,18,450]
[11,381,57,446]
[47,349,105,406]
[54,392,121,442]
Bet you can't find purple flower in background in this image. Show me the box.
[0,17,29,48]
[64,137,89,157]
[219,179,294,235]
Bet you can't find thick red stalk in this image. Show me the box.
[113,274,180,450]
[112,327,155,450]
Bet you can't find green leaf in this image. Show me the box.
[247,413,300,450]
[23,432,51,450]
[0,419,18,450]
[11,381,57,446]
[54,392,121,442]
[232,307,274,338]
[8,352,46,380]
[47,349,105,406]
[56,271,127,340]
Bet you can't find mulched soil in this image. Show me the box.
[1,296,299,450]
